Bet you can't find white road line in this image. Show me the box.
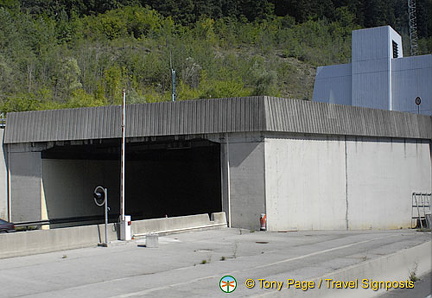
[111,235,398,297]
[112,275,219,298]
[252,234,399,270]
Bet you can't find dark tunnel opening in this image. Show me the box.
[41,138,222,225]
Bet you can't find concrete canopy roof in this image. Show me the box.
[4,96,432,144]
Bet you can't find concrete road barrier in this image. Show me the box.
[131,212,227,237]
[0,212,227,259]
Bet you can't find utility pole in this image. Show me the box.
[119,89,132,241]
[120,89,126,223]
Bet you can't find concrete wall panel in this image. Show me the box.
[313,64,352,105]
[346,138,431,229]
[392,55,432,114]
[352,26,399,61]
[352,60,391,110]
[265,135,347,230]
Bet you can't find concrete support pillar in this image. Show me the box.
[219,133,265,230]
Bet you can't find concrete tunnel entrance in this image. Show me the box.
[41,138,222,226]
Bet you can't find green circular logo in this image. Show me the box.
[219,275,237,293]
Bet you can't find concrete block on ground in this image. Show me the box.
[146,234,158,248]
[211,212,227,224]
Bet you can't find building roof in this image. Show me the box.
[4,96,432,144]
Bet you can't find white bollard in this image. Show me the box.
[120,215,132,241]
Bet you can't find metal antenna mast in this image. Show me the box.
[408,0,419,56]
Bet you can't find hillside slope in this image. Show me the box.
[0,2,430,112]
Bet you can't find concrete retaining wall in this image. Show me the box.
[0,212,226,259]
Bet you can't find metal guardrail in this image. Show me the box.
[12,211,182,230]
[14,220,50,230]
[14,214,122,229]
[14,220,50,228]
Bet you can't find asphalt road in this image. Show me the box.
[0,229,430,298]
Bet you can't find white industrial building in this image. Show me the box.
[1,96,431,231]
[313,26,432,116]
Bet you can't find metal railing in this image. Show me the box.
[411,192,431,229]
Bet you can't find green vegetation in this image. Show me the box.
[0,0,430,113]
[409,263,419,282]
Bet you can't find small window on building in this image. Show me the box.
[392,41,399,58]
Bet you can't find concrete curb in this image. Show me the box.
[258,240,431,298]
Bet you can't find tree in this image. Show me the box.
[142,0,195,25]
[0,0,19,9]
